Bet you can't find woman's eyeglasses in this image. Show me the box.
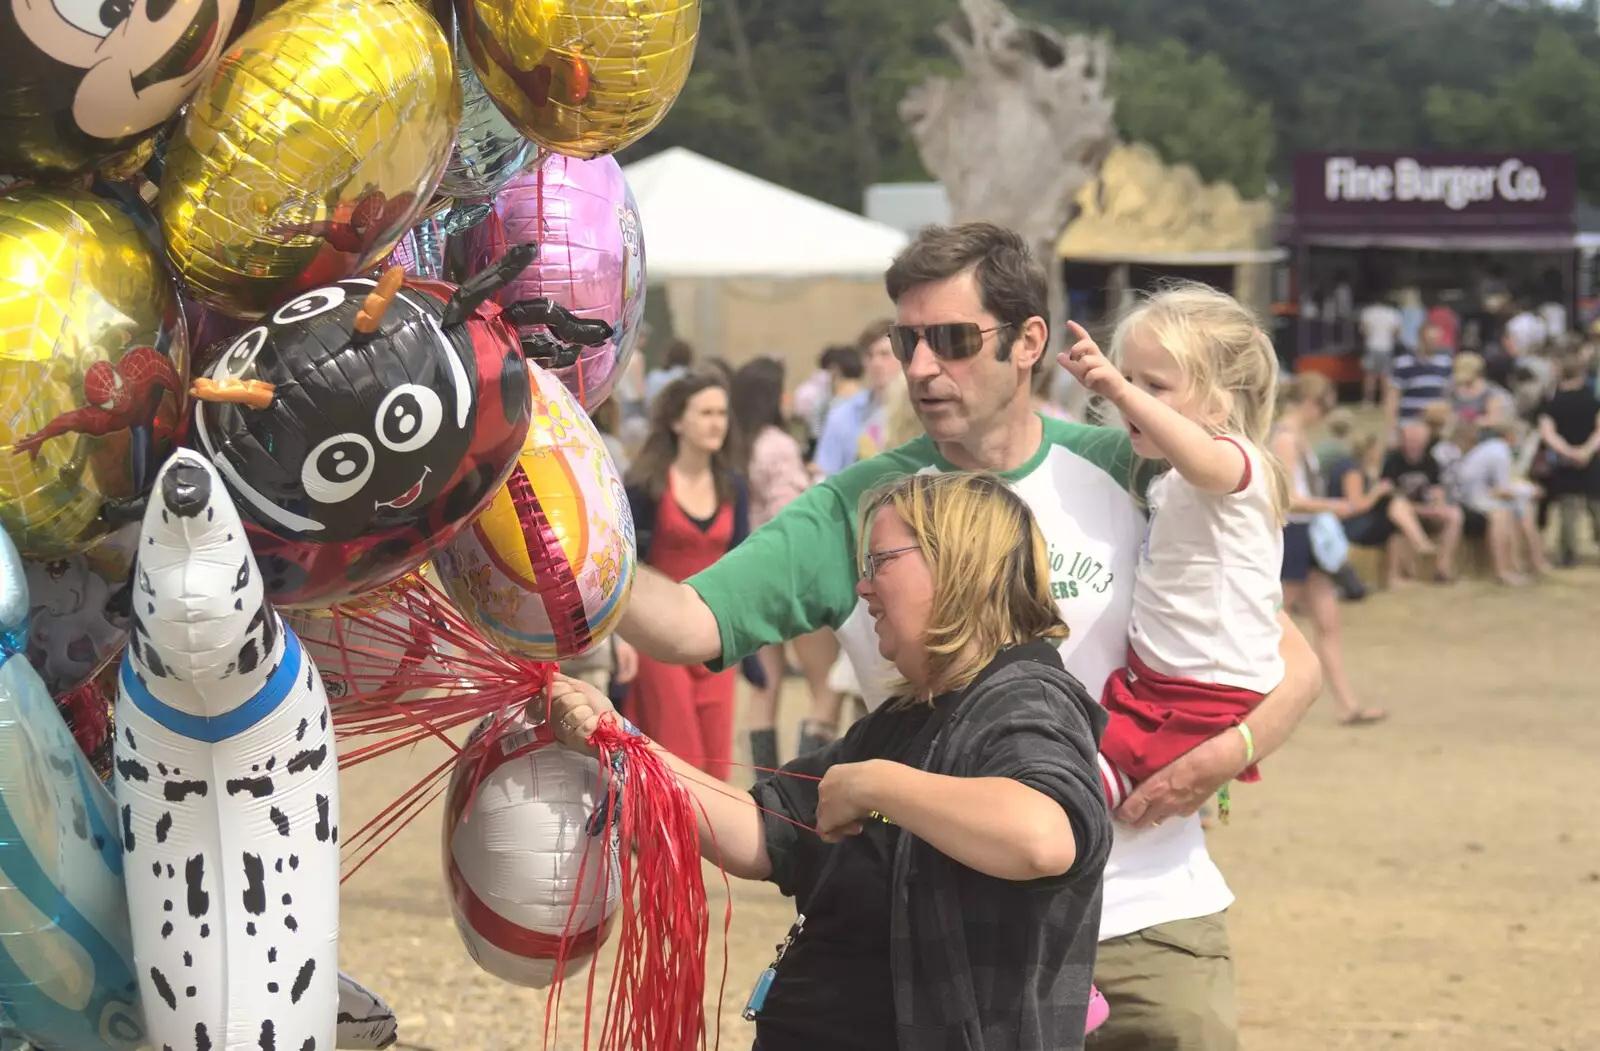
[861,544,919,580]
[888,323,1009,364]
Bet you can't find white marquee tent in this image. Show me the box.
[622,147,910,280]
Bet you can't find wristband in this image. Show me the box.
[1236,723,1256,767]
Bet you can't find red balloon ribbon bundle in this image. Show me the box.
[580,717,712,1051]
[311,576,714,1051]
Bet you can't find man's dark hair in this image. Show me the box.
[884,223,1051,357]
[664,339,695,368]
[827,344,863,380]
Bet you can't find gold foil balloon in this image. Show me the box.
[158,0,462,319]
[459,0,701,159]
[0,188,189,559]
[0,0,243,180]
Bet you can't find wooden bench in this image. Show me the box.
[1344,535,1496,588]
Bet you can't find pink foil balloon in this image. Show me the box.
[458,154,645,410]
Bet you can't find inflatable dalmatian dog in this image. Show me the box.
[114,449,340,1051]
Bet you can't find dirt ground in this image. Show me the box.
[333,567,1600,1051]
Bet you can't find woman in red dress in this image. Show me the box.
[623,372,756,780]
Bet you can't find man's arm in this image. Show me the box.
[617,567,724,664]
[617,482,862,670]
[1115,611,1322,828]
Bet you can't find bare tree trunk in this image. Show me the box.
[900,0,1118,361]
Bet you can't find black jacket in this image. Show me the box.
[751,641,1112,1051]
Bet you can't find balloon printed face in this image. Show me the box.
[458,0,702,159]
[0,188,189,560]
[0,0,242,177]
[191,262,535,608]
[198,284,483,541]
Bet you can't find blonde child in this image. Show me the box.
[1060,283,1288,811]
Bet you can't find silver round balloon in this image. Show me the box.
[437,10,540,198]
[382,209,449,278]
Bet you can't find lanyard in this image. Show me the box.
[743,693,960,1021]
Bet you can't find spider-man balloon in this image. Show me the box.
[180,245,611,608]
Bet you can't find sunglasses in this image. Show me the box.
[888,323,1010,364]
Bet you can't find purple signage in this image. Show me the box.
[1292,151,1576,234]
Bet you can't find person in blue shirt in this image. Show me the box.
[811,344,870,476]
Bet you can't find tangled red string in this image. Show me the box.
[534,720,720,1051]
[305,578,717,1051]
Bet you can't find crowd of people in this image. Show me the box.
[537,225,1596,1051]
[1337,288,1600,588]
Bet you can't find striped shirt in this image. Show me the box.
[1390,350,1455,419]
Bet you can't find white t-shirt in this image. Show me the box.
[1539,302,1568,340]
[1454,437,1515,514]
[824,420,1235,941]
[1506,311,1548,355]
[1359,303,1403,353]
[1130,440,1285,695]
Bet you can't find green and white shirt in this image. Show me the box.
[689,415,1236,940]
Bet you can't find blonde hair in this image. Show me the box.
[1278,370,1332,410]
[1110,281,1291,520]
[1453,351,1485,384]
[1324,406,1354,439]
[1352,432,1383,470]
[1420,399,1454,437]
[859,472,1068,701]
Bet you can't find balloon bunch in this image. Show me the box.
[0,0,699,1048]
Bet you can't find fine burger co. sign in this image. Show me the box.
[1293,151,1575,231]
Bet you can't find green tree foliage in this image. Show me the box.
[1427,25,1600,200]
[623,0,954,209]
[1110,39,1274,197]
[626,0,1600,210]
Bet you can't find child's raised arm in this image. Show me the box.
[1058,322,1248,495]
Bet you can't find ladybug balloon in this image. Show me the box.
[183,245,612,608]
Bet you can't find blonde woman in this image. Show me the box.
[1450,351,1513,428]
[547,472,1113,1051]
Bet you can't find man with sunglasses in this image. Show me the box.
[618,222,1322,1051]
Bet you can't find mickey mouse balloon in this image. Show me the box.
[0,0,242,179]
[184,251,594,607]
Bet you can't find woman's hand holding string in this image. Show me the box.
[544,674,618,758]
[542,674,773,879]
